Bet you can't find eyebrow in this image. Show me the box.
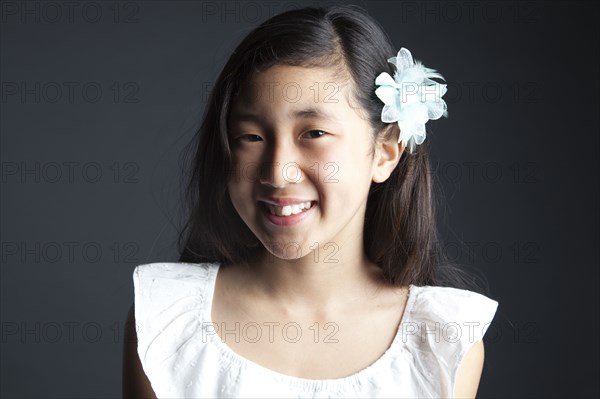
[291,108,339,121]
[230,107,340,124]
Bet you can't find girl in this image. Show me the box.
[123,5,498,398]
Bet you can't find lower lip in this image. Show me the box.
[260,201,317,226]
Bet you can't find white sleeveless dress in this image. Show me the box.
[132,262,499,398]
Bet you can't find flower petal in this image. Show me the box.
[400,86,421,106]
[375,86,398,106]
[398,67,426,85]
[375,72,397,87]
[381,104,401,123]
[396,48,415,72]
[410,103,429,124]
[414,129,427,145]
[399,125,413,145]
[426,99,447,120]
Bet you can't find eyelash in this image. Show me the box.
[236,130,328,142]
[303,130,327,139]
[237,134,262,142]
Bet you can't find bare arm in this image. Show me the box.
[122,303,158,399]
[453,339,485,398]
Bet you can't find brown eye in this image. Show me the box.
[303,130,327,139]
[237,134,263,142]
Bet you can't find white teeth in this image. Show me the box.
[267,201,314,217]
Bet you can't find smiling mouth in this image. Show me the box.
[260,201,317,217]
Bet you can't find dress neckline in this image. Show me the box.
[202,262,419,390]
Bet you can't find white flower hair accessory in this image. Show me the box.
[375,47,448,154]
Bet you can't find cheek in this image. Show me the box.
[229,151,263,186]
[227,172,248,215]
[322,145,371,184]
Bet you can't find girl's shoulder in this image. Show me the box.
[408,284,499,326]
[406,284,499,343]
[133,261,219,282]
[132,261,220,330]
[131,262,221,397]
[132,261,220,318]
[402,284,499,390]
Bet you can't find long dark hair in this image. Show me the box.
[177,5,487,293]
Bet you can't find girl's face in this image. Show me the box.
[227,64,395,261]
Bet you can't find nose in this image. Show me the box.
[258,139,302,188]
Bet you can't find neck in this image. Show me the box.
[243,237,386,315]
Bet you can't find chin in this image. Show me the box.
[258,239,313,262]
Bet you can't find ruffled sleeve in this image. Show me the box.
[132,262,215,397]
[402,285,499,398]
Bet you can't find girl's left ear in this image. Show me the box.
[372,124,405,183]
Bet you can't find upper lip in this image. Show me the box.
[259,197,316,206]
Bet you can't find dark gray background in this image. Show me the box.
[1,0,598,397]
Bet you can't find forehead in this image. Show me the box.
[246,64,343,89]
[229,64,356,120]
